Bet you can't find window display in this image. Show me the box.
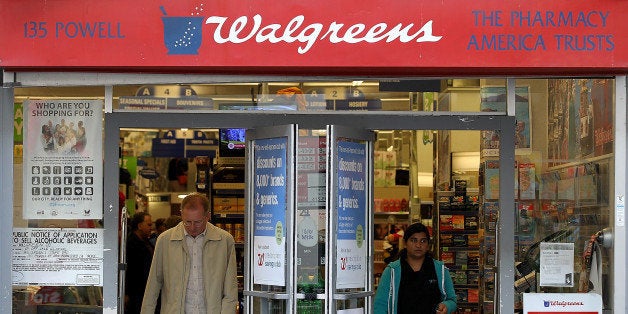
[9,77,617,313]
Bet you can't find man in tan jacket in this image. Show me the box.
[141,193,238,314]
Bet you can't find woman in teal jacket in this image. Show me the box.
[374,223,457,314]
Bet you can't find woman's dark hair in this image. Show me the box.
[403,222,431,242]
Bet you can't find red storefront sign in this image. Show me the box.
[0,0,626,74]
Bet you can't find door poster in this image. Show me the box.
[12,228,104,286]
[336,140,367,289]
[23,100,103,219]
[252,137,288,286]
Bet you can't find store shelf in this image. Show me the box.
[440,246,480,251]
[374,186,410,199]
[435,188,481,313]
[439,210,479,216]
[439,230,479,235]
[447,266,480,271]
[374,211,409,216]
[213,213,245,219]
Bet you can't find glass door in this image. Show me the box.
[326,126,375,313]
[245,125,298,313]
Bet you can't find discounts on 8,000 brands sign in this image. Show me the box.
[336,140,367,289]
[0,0,626,73]
[253,137,288,286]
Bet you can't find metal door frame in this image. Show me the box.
[325,125,375,312]
[104,109,516,313]
[244,124,298,313]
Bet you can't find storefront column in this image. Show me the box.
[614,75,627,312]
[0,77,15,314]
[104,111,122,313]
[497,114,516,313]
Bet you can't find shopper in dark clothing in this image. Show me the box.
[167,158,188,191]
[125,212,154,314]
[374,222,457,314]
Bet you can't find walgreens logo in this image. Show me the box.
[544,300,585,307]
[161,6,442,55]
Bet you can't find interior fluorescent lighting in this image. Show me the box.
[417,172,433,187]
[381,98,410,102]
[303,82,379,87]
[452,152,480,173]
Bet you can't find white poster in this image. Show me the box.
[252,236,286,286]
[23,100,103,219]
[338,309,364,314]
[336,240,366,289]
[12,228,104,286]
[539,242,574,287]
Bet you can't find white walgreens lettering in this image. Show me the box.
[205,14,442,54]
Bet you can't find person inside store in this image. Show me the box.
[375,223,388,240]
[148,218,166,247]
[163,215,182,230]
[141,192,238,314]
[167,157,189,191]
[382,224,405,264]
[374,222,457,314]
[125,212,155,314]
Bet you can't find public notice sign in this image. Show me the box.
[539,242,574,287]
[12,228,104,286]
[252,137,288,286]
[23,100,103,219]
[335,140,367,289]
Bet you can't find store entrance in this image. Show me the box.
[105,111,515,314]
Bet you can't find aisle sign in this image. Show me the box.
[252,137,288,286]
[523,293,601,313]
[336,140,367,289]
[12,228,104,286]
[23,100,103,219]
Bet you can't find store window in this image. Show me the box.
[509,78,615,310]
[12,91,106,312]
[10,77,616,313]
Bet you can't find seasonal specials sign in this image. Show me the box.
[0,0,626,73]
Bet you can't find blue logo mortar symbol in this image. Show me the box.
[161,5,204,55]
